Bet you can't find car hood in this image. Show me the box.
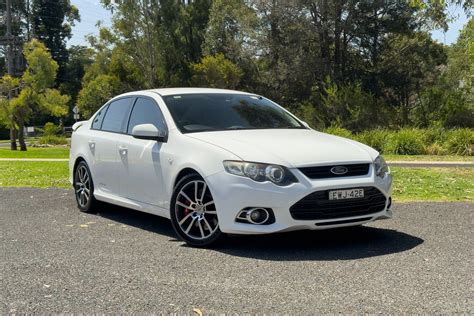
[186,129,378,168]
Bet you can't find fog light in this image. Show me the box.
[246,208,269,225]
[236,207,274,225]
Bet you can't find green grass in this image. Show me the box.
[385,154,474,161]
[0,161,70,188]
[0,147,69,159]
[391,167,474,202]
[0,161,472,202]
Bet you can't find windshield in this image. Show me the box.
[162,93,305,133]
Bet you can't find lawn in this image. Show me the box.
[0,147,69,159]
[0,161,472,202]
[0,161,70,188]
[390,167,473,202]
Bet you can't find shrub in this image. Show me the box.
[39,135,68,145]
[385,128,425,155]
[424,143,447,155]
[444,128,474,155]
[322,125,354,139]
[422,126,447,145]
[43,122,60,136]
[356,129,389,153]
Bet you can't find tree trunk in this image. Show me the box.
[9,127,17,151]
[18,121,27,151]
[334,0,342,82]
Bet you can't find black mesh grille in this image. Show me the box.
[290,187,387,220]
[298,163,370,179]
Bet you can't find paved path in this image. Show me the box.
[388,160,474,167]
[0,188,472,314]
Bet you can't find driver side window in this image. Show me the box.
[127,97,167,134]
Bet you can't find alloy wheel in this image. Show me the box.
[75,164,91,208]
[175,180,219,240]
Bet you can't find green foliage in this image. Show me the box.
[60,46,94,105]
[13,40,69,121]
[445,128,474,156]
[0,75,21,129]
[191,54,243,89]
[43,122,60,136]
[77,74,121,118]
[322,125,354,139]
[32,0,80,83]
[323,127,474,156]
[203,0,258,61]
[356,130,390,153]
[320,81,388,131]
[384,129,425,155]
[39,135,68,145]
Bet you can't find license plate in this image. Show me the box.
[328,188,364,200]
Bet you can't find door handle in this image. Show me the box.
[118,146,128,156]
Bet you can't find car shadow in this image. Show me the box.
[211,226,424,261]
[92,203,423,261]
[93,202,177,239]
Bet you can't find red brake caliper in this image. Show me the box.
[183,198,191,216]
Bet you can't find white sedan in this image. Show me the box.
[70,88,392,246]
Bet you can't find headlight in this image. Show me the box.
[374,155,389,178]
[223,161,298,185]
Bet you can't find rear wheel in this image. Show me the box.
[74,161,97,213]
[170,174,222,247]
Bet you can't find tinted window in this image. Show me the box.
[91,105,108,129]
[127,98,166,134]
[162,94,304,133]
[101,98,133,133]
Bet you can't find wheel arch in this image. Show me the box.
[73,156,87,174]
[173,167,201,189]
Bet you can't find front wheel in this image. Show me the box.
[170,174,222,247]
[74,161,98,213]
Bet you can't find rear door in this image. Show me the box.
[89,97,133,196]
[117,96,169,209]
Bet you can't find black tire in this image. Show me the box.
[170,173,222,247]
[73,161,98,213]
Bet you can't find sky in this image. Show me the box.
[69,0,112,47]
[69,0,469,47]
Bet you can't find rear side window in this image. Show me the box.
[101,98,133,133]
[91,105,108,129]
[127,98,167,134]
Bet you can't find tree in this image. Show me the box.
[59,45,94,124]
[0,75,21,150]
[191,54,243,89]
[2,40,69,151]
[378,32,447,126]
[31,0,80,84]
[76,74,121,118]
[97,0,211,88]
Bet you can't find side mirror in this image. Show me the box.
[301,121,310,128]
[131,124,166,142]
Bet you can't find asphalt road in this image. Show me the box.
[1,188,472,314]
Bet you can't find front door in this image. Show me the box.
[118,97,169,209]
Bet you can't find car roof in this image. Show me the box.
[122,87,254,97]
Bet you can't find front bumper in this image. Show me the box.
[205,166,392,235]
